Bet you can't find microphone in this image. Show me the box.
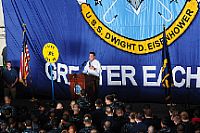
[81,61,87,66]
[89,61,91,67]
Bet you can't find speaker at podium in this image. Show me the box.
[67,73,99,100]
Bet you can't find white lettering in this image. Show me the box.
[44,63,200,88]
[121,66,137,86]
[143,66,160,86]
[172,66,185,88]
[107,66,121,86]
[100,66,107,85]
[45,62,57,80]
[186,67,200,88]
[69,66,79,74]
[57,63,69,85]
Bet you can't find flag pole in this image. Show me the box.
[50,63,55,101]
[162,24,173,105]
[21,24,37,102]
[43,43,59,103]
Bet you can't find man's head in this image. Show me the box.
[125,104,132,113]
[83,114,92,127]
[148,125,156,133]
[6,61,12,70]
[111,93,118,102]
[129,112,136,122]
[4,96,11,104]
[25,119,32,128]
[105,106,113,116]
[180,111,189,122]
[70,100,76,110]
[62,111,70,121]
[51,119,59,128]
[89,52,96,61]
[56,102,63,110]
[105,95,114,105]
[115,107,124,117]
[95,99,103,108]
[68,125,76,133]
[103,120,111,130]
[143,104,152,118]
[49,112,56,120]
[72,104,80,114]
[39,105,45,112]
[135,112,144,123]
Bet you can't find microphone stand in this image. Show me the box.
[79,61,87,73]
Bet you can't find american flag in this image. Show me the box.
[19,28,30,86]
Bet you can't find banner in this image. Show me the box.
[2,0,200,103]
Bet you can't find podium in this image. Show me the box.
[68,74,99,100]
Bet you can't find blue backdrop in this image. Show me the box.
[2,0,200,103]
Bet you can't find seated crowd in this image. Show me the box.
[0,90,200,133]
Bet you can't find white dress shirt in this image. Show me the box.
[83,59,102,77]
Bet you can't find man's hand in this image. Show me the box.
[89,66,96,70]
